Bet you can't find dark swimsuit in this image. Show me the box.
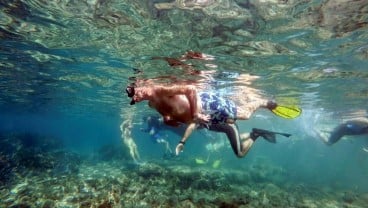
[208,123,243,157]
[199,92,243,157]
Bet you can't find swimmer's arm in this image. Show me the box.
[176,122,197,155]
[181,122,197,143]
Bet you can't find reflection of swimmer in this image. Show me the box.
[120,119,141,163]
[316,118,368,146]
[141,115,174,156]
[154,0,215,10]
[154,0,251,19]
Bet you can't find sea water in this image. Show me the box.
[1,1,367,207]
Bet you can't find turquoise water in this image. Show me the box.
[1,0,368,207]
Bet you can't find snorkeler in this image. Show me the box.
[126,50,300,158]
[126,83,297,158]
[120,118,141,163]
[315,118,368,146]
[141,115,175,157]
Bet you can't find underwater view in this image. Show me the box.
[1,0,368,207]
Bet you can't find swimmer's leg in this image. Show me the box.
[238,128,291,157]
[236,100,269,120]
[120,120,141,163]
[158,139,172,154]
[164,140,172,154]
[239,137,254,158]
[133,144,141,162]
[209,123,254,158]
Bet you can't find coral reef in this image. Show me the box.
[1,133,367,207]
[1,157,368,208]
[96,143,131,161]
[0,132,80,184]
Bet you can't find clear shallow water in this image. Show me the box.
[1,0,368,207]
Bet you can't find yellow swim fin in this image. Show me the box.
[271,105,302,119]
[212,160,221,168]
[195,158,206,164]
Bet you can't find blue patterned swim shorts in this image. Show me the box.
[199,92,237,124]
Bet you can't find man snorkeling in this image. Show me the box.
[126,83,296,158]
[126,51,299,158]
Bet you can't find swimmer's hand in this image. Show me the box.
[175,141,185,156]
[195,113,210,123]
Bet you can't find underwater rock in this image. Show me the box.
[96,143,130,161]
[97,200,113,208]
[1,159,367,207]
[263,183,282,194]
[342,191,357,204]
[137,163,167,179]
[214,195,248,208]
[249,190,259,199]
[225,171,250,186]
[287,195,297,207]
[41,199,55,208]
[9,203,32,208]
[51,151,81,175]
[0,132,82,187]
[261,193,270,206]
[191,178,213,190]
[0,153,14,185]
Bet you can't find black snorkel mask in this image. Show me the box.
[125,85,135,105]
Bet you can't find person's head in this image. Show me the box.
[126,85,152,105]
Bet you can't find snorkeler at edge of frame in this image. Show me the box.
[315,118,368,151]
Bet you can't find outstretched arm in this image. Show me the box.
[175,122,197,155]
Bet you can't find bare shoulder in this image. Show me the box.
[155,84,196,94]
